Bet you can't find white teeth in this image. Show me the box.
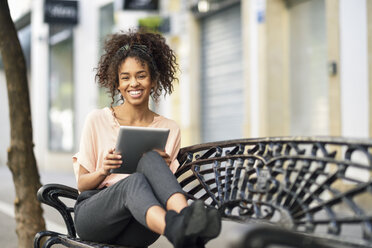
[129,90,141,96]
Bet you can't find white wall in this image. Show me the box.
[73,0,101,151]
[249,0,263,138]
[8,0,31,20]
[31,0,49,170]
[340,0,369,138]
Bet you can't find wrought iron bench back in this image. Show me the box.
[175,137,372,247]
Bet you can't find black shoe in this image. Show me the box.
[164,200,208,248]
[199,207,222,244]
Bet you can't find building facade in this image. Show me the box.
[0,0,371,172]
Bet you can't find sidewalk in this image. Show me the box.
[0,165,245,247]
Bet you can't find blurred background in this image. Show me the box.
[1,0,371,172]
[0,0,371,246]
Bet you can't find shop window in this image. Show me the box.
[18,25,31,70]
[48,25,74,151]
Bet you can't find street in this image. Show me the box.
[0,165,245,247]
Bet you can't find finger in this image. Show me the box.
[154,149,169,157]
[106,153,122,160]
[153,148,166,154]
[104,164,121,169]
[104,159,123,165]
[102,164,121,175]
[105,161,122,166]
[161,153,170,161]
[163,153,170,159]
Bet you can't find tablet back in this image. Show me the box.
[111,126,170,174]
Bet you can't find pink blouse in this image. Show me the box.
[72,107,181,189]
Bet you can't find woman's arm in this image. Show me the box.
[77,148,122,192]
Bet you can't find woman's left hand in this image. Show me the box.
[153,149,171,167]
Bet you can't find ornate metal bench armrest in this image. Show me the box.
[37,183,79,237]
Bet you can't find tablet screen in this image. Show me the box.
[111,126,170,174]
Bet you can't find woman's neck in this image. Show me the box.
[113,103,155,126]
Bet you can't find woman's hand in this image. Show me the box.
[153,149,171,167]
[100,148,122,176]
[77,148,121,192]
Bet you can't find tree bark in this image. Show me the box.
[0,0,46,247]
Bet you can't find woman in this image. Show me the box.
[72,30,221,248]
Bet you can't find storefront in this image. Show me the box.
[197,1,244,142]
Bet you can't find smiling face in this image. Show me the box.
[118,56,154,108]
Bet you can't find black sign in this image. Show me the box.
[124,0,158,11]
[44,0,78,25]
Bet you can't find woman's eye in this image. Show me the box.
[138,75,146,79]
[121,77,129,81]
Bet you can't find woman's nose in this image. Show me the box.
[129,79,139,87]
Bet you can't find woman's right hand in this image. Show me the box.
[100,148,122,176]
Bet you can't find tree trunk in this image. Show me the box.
[0,0,46,247]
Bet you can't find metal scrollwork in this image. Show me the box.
[175,137,372,246]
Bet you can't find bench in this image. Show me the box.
[34,137,372,247]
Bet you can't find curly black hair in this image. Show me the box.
[95,29,179,107]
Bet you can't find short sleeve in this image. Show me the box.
[166,124,181,173]
[72,112,98,180]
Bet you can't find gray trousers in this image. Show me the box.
[74,151,184,247]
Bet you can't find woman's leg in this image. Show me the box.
[74,173,163,245]
[136,151,187,211]
[137,151,222,248]
[166,192,188,213]
[113,217,160,247]
[146,205,166,234]
[136,151,189,234]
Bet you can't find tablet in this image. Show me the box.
[110,126,170,174]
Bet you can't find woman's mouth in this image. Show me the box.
[128,90,143,98]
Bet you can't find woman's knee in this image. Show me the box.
[137,151,163,172]
[116,173,153,206]
[126,173,147,186]
[142,150,161,160]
